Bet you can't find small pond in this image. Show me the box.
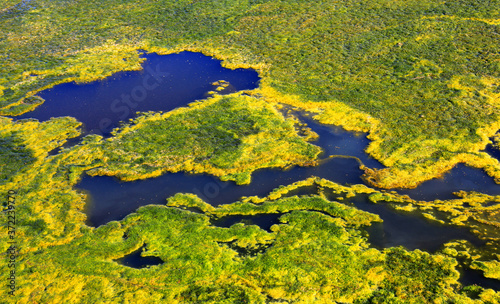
[115,245,164,269]
[16,51,259,136]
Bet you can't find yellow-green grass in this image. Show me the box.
[89,93,321,185]
[1,115,500,302]
[2,1,500,302]
[4,189,491,303]
[2,0,500,188]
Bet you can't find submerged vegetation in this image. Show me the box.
[2,0,500,302]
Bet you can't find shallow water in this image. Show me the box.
[399,163,500,201]
[460,267,500,291]
[349,194,483,252]
[485,144,500,161]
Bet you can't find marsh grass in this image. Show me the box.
[4,185,483,303]
[2,0,500,302]
[90,93,321,184]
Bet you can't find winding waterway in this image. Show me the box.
[15,51,500,283]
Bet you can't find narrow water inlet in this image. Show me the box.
[211,213,283,232]
[399,164,500,201]
[114,245,163,269]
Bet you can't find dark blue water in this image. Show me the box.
[16,51,259,136]
[348,194,483,252]
[397,142,500,201]
[460,268,500,291]
[115,245,163,269]
[301,114,500,202]
[400,164,500,201]
[211,213,282,232]
[485,144,500,161]
[298,113,384,170]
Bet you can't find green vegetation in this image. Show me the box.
[0,116,103,250]
[1,117,500,302]
[90,93,321,184]
[0,96,44,116]
[0,0,20,11]
[5,186,498,303]
[1,115,500,303]
[1,0,499,188]
[2,0,500,302]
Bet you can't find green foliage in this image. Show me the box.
[1,0,500,187]
[2,0,500,302]
[91,94,321,183]
[26,219,47,234]
[5,191,485,303]
[0,133,35,182]
[0,114,498,302]
[370,247,459,303]
[0,116,102,250]
[212,195,381,226]
[215,0,500,187]
[0,0,20,11]
[1,0,499,187]
[179,284,255,304]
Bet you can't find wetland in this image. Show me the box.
[2,0,500,302]
[15,52,500,293]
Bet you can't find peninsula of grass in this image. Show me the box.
[90,93,321,184]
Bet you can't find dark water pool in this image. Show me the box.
[349,194,483,252]
[460,267,500,291]
[16,51,259,136]
[115,245,163,269]
[485,143,500,161]
[399,164,500,201]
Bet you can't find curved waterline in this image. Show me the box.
[15,51,260,137]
